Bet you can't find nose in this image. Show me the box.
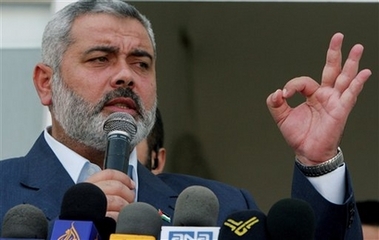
[111,63,135,89]
[113,79,134,88]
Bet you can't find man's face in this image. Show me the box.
[51,13,157,150]
[136,139,151,167]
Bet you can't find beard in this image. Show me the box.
[50,73,156,152]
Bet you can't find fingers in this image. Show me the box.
[267,77,320,125]
[321,33,344,87]
[94,179,135,202]
[340,69,372,108]
[106,211,119,221]
[266,89,287,124]
[322,32,369,95]
[86,169,135,218]
[267,77,319,108]
[282,77,320,98]
[105,194,133,221]
[334,44,364,93]
[87,169,135,189]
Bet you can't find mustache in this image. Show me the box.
[93,88,143,118]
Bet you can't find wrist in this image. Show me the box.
[295,147,345,177]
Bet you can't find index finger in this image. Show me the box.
[86,169,135,188]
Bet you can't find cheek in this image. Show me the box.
[60,65,109,103]
[138,79,157,110]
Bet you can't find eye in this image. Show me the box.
[92,56,108,63]
[138,62,149,69]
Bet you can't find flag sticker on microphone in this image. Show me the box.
[223,217,259,236]
[158,209,171,223]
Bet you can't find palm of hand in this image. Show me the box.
[279,85,347,163]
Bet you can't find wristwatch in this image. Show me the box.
[295,147,345,177]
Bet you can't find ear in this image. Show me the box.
[33,63,53,106]
[152,148,166,175]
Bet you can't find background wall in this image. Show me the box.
[131,2,379,213]
[1,2,378,213]
[1,3,51,160]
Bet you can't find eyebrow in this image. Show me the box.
[84,46,119,55]
[84,46,153,61]
[130,49,153,61]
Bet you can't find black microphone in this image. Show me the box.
[218,210,269,240]
[173,185,219,226]
[1,204,48,239]
[110,202,162,240]
[50,182,116,240]
[267,198,316,240]
[103,112,137,175]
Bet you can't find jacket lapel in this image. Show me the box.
[19,133,74,220]
[137,161,177,225]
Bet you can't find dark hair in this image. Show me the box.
[147,108,164,153]
[357,200,379,226]
[144,108,164,170]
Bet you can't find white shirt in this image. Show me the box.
[307,163,345,204]
[44,127,139,202]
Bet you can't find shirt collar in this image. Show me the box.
[44,127,87,183]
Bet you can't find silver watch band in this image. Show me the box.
[295,147,345,177]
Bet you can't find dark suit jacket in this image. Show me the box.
[0,133,362,239]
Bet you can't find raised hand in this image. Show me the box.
[266,33,372,166]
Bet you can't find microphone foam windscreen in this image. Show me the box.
[218,210,269,240]
[267,198,316,240]
[116,202,162,239]
[59,182,107,221]
[1,204,48,238]
[173,185,219,226]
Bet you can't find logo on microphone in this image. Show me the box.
[57,222,81,240]
[51,220,100,240]
[168,231,213,240]
[223,217,259,236]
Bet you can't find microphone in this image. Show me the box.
[110,202,162,240]
[50,182,116,240]
[161,186,220,240]
[103,112,137,176]
[218,210,269,240]
[173,185,219,226]
[267,198,316,240]
[1,204,48,239]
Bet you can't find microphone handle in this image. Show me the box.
[104,131,131,175]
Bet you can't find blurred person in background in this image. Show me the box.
[137,108,166,174]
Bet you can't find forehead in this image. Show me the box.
[68,13,154,54]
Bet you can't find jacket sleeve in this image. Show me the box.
[291,164,363,240]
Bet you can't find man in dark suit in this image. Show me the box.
[0,1,372,239]
[136,107,166,175]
